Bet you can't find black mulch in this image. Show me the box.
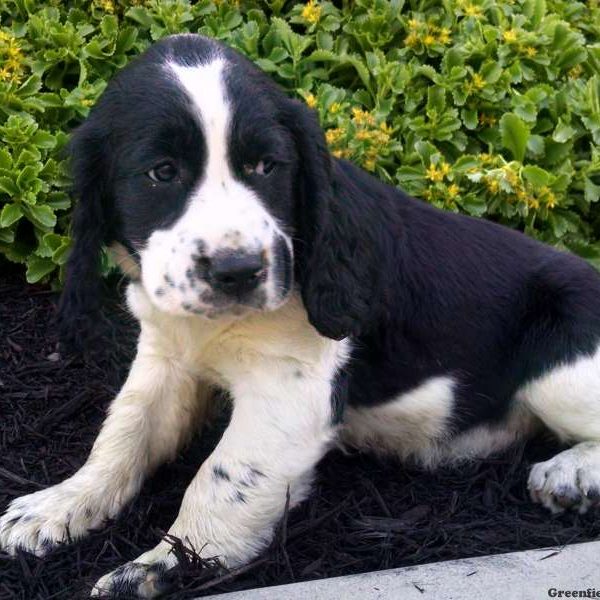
[1,268,599,600]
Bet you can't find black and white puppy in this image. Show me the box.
[2,34,600,598]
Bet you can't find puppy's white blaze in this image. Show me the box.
[169,58,231,186]
[517,345,600,442]
[168,58,278,249]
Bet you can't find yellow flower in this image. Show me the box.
[472,73,485,89]
[0,66,13,81]
[380,122,393,135]
[438,28,451,44]
[301,0,322,25]
[356,130,372,141]
[504,169,519,187]
[405,32,419,47]
[479,113,497,127]
[464,3,483,17]
[408,18,420,30]
[485,178,500,194]
[479,153,492,163]
[568,64,584,79]
[5,45,23,60]
[364,158,376,171]
[5,57,22,71]
[81,98,94,107]
[423,34,436,46]
[95,0,115,13]
[447,184,460,198]
[325,127,345,145]
[440,162,451,176]
[351,107,375,127]
[305,93,317,109]
[329,102,342,114]
[503,29,518,43]
[528,197,540,209]
[0,31,13,43]
[426,164,444,182]
[523,46,537,57]
[372,130,390,145]
[539,186,557,208]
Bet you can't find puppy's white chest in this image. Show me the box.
[126,283,344,388]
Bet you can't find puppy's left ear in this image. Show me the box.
[279,98,376,341]
[56,121,113,352]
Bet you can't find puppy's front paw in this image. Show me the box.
[91,553,177,599]
[528,442,600,514]
[0,476,114,556]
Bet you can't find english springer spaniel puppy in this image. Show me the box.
[2,34,600,598]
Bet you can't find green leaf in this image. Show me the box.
[549,213,569,238]
[522,165,552,188]
[25,205,57,228]
[17,75,42,97]
[0,149,12,170]
[0,228,14,244]
[500,113,529,162]
[585,178,600,203]
[31,130,56,149]
[100,15,118,38]
[524,0,546,27]
[527,135,545,156]
[459,194,488,217]
[461,109,478,130]
[125,6,154,28]
[0,203,23,227]
[0,177,18,197]
[552,119,576,143]
[453,155,480,172]
[426,86,446,116]
[26,256,56,283]
[52,240,72,265]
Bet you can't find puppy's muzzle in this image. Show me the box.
[201,251,266,296]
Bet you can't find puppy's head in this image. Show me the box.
[60,33,369,347]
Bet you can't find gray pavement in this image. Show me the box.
[204,540,600,599]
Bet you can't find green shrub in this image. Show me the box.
[1,0,599,283]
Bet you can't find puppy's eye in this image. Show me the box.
[243,159,276,177]
[147,162,178,183]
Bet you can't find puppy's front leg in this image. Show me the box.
[0,322,208,556]
[92,355,342,598]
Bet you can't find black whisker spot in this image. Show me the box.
[213,465,230,481]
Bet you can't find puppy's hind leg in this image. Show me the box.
[519,348,600,513]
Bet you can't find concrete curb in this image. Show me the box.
[204,540,600,599]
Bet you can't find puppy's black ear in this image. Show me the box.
[56,121,112,352]
[280,99,375,340]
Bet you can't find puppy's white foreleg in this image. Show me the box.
[0,323,208,556]
[91,354,341,598]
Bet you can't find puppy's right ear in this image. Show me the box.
[56,121,112,352]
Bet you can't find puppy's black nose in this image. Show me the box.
[207,253,265,295]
